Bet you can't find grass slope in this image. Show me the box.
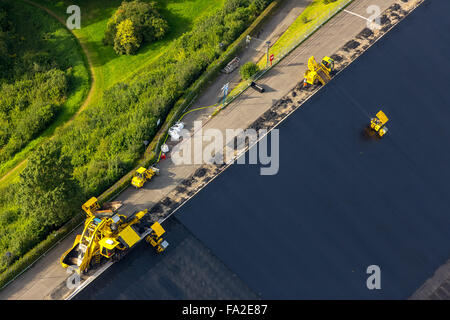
[0,0,90,183]
[35,0,226,103]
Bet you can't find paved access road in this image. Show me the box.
[0,0,401,299]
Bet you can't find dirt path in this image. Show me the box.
[0,0,96,184]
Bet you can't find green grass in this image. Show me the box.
[0,0,90,181]
[35,0,226,103]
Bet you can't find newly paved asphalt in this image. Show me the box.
[76,0,450,300]
[177,0,450,299]
[75,218,258,300]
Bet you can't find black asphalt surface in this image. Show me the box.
[75,218,258,299]
[177,0,450,299]
[76,0,450,299]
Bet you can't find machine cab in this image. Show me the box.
[132,167,147,188]
[321,56,334,72]
[99,237,119,258]
[135,167,146,179]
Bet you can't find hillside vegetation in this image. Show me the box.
[0,0,272,275]
[0,1,89,175]
[35,0,228,103]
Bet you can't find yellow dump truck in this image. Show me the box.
[131,166,159,188]
[303,56,334,87]
[60,197,168,274]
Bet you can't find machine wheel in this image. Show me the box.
[113,250,127,262]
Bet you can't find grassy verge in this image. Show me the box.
[225,0,352,103]
[256,0,350,69]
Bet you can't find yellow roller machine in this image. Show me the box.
[131,166,160,188]
[60,197,168,274]
[370,110,389,137]
[303,56,334,87]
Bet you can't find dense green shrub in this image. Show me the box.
[240,61,260,80]
[104,0,169,55]
[0,140,82,273]
[0,2,12,79]
[18,140,82,229]
[0,68,67,161]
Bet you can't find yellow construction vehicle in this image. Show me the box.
[60,197,168,274]
[303,56,334,87]
[131,166,159,188]
[370,110,389,137]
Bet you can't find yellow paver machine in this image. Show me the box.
[60,197,168,274]
[303,56,335,87]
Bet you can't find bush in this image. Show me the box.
[240,61,260,80]
[113,19,141,55]
[0,69,66,161]
[104,0,169,55]
[18,140,82,228]
[0,2,12,78]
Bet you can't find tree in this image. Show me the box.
[114,19,141,55]
[0,3,11,78]
[104,0,168,55]
[18,140,82,229]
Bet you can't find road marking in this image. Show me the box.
[343,9,372,22]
